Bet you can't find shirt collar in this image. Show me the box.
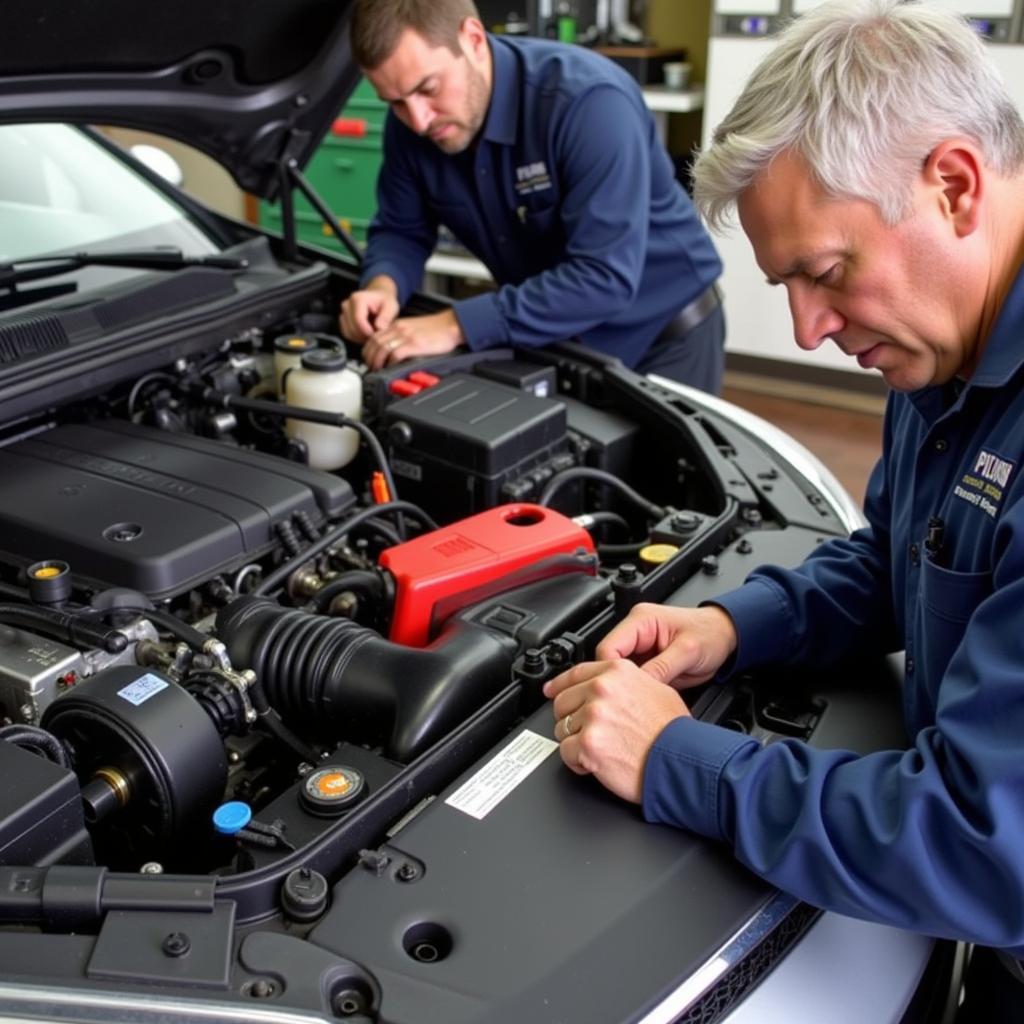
[908,255,1024,420]
[964,256,1024,389]
[481,35,519,146]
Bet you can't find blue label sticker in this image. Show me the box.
[117,673,169,706]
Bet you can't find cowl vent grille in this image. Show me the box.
[0,313,69,364]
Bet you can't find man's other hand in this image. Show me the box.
[597,602,738,689]
[339,282,400,344]
[361,309,465,370]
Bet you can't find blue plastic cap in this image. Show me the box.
[213,801,252,835]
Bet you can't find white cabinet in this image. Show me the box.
[715,0,782,12]
[703,25,1024,376]
[703,35,865,372]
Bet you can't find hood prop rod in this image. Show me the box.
[277,154,363,267]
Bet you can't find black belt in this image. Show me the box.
[658,283,722,339]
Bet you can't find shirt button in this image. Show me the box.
[909,543,920,566]
[934,438,948,452]
[906,657,915,675]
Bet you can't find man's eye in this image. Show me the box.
[812,264,840,286]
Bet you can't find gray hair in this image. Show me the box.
[693,0,1024,231]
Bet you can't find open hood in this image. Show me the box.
[0,0,361,198]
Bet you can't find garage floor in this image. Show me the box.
[722,387,884,506]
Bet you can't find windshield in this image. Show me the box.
[0,124,219,262]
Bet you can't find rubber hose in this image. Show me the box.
[253,500,438,597]
[539,467,665,519]
[216,597,516,761]
[0,604,127,654]
[0,725,71,769]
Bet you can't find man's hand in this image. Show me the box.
[597,602,738,689]
[543,659,690,803]
[540,603,738,803]
[361,308,466,370]
[339,281,400,344]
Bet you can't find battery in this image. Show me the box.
[384,373,568,520]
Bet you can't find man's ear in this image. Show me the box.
[924,141,983,238]
[458,17,489,61]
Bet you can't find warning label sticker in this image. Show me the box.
[445,729,558,821]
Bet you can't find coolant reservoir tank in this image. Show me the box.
[284,349,362,471]
[379,503,596,647]
[273,334,318,396]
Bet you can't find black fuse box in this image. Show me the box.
[384,374,569,520]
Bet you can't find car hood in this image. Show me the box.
[0,0,360,198]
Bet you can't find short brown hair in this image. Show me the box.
[351,0,481,70]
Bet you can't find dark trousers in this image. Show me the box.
[956,947,1024,1023]
[635,302,726,396]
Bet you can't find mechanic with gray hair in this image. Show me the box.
[543,1,1024,1017]
[337,0,725,392]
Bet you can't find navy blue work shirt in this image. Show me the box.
[360,35,722,368]
[643,261,1024,956]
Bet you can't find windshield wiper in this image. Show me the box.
[0,249,250,290]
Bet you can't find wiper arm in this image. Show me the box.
[0,249,250,289]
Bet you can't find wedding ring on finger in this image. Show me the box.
[386,338,402,351]
[562,712,574,740]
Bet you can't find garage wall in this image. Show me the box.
[645,0,712,83]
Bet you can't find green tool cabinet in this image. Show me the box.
[259,78,385,253]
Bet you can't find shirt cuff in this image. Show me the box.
[452,293,509,350]
[642,716,758,841]
[710,578,796,677]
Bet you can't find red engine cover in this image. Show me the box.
[379,504,596,647]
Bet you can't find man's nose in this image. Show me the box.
[789,287,844,352]
[405,95,434,135]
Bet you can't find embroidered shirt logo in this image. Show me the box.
[514,160,552,196]
[953,448,1016,519]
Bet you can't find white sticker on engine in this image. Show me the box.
[117,673,169,706]
[445,729,558,820]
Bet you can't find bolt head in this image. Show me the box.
[162,932,191,957]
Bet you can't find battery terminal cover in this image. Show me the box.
[379,503,596,647]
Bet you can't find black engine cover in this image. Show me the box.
[0,421,354,598]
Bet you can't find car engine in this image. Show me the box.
[0,250,851,944]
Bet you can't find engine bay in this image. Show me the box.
[0,244,869,1020]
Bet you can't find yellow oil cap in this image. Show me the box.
[27,559,71,605]
[639,543,679,566]
[31,564,65,579]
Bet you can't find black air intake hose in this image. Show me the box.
[0,603,127,654]
[215,597,518,762]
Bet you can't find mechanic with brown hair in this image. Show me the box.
[337,0,725,392]
[544,2,1024,1019]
